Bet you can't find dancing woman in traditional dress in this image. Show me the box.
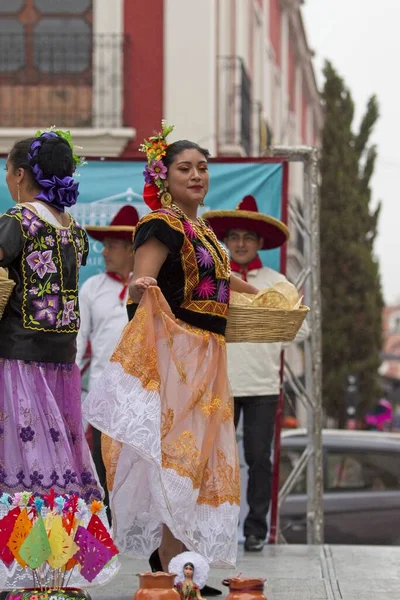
[83,124,258,570]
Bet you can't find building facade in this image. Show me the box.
[0,0,321,155]
[0,0,321,424]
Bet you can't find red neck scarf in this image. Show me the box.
[106,272,128,301]
[230,255,263,282]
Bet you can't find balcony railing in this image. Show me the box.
[0,33,130,128]
[217,56,252,155]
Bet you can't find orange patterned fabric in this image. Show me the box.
[103,287,239,509]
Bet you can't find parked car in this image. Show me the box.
[279,429,400,545]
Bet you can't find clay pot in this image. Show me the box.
[4,589,91,600]
[134,572,180,600]
[222,577,267,600]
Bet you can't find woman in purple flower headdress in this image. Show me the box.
[0,132,118,587]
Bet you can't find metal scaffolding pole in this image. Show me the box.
[272,145,324,544]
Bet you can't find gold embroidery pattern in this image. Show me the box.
[161,409,174,439]
[162,430,206,489]
[222,398,234,422]
[162,431,240,507]
[182,321,226,349]
[182,298,228,317]
[135,210,185,238]
[200,395,222,417]
[101,433,122,492]
[111,307,160,391]
[198,449,240,507]
[137,209,230,322]
[176,360,187,384]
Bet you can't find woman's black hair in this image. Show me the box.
[183,562,195,570]
[163,140,210,170]
[8,135,74,181]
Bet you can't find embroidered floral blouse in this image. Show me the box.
[131,208,231,335]
[0,204,89,363]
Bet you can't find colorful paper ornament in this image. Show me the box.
[87,514,119,555]
[7,508,32,567]
[19,514,51,569]
[74,526,114,582]
[0,507,21,567]
[47,515,78,569]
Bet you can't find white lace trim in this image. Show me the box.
[83,362,238,567]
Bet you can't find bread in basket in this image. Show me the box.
[226,281,309,343]
[0,267,15,320]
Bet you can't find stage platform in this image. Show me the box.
[91,544,400,600]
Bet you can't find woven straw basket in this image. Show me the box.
[0,276,15,320]
[225,304,309,343]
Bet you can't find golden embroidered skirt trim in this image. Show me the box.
[83,287,239,567]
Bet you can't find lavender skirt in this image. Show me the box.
[0,359,102,502]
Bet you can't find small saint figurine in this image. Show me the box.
[168,551,210,600]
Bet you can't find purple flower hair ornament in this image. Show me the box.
[28,128,83,212]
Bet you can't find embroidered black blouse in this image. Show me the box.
[130,208,231,335]
[0,204,89,363]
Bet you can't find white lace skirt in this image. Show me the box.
[83,287,239,567]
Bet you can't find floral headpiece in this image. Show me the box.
[28,127,86,212]
[139,120,174,210]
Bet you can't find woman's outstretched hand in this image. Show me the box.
[129,276,158,302]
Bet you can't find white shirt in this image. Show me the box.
[227,266,310,397]
[76,273,129,390]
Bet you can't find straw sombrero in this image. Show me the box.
[85,205,139,242]
[203,195,289,250]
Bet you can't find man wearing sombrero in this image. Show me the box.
[203,195,309,552]
[76,205,139,514]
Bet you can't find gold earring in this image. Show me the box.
[161,192,172,207]
[17,183,21,203]
[199,198,204,207]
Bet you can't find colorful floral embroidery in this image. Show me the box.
[32,295,59,325]
[183,219,197,240]
[195,276,216,299]
[26,250,57,279]
[58,229,70,245]
[62,299,77,326]
[21,211,41,236]
[3,205,88,334]
[20,426,35,443]
[217,280,230,303]
[195,245,214,268]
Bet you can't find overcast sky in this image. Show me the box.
[302,0,399,305]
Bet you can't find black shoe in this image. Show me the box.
[149,549,163,572]
[244,535,264,552]
[149,550,221,595]
[200,585,222,596]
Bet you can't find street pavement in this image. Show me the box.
[91,544,400,600]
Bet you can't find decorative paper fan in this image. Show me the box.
[44,511,56,534]
[62,512,77,536]
[47,515,78,569]
[19,514,51,569]
[64,556,79,571]
[74,526,114,582]
[87,514,119,555]
[0,507,20,567]
[7,508,32,567]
